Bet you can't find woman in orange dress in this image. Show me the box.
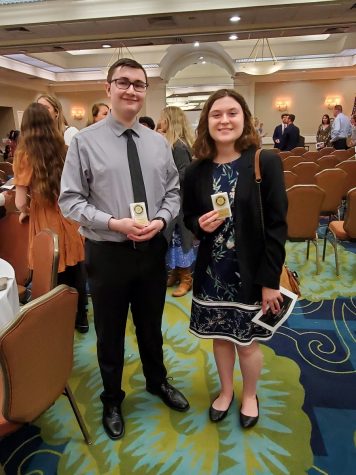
[13,102,88,332]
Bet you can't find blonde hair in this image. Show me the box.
[36,94,67,136]
[160,106,195,148]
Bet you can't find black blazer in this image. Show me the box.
[280,124,300,151]
[183,147,288,304]
[272,124,284,149]
[0,206,5,220]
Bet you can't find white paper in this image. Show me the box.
[252,286,298,333]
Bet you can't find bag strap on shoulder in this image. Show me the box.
[254,148,262,183]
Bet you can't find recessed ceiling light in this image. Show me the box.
[202,61,206,64]
[229,34,238,40]
[230,16,241,22]
[194,41,200,47]
[102,44,112,48]
[199,56,204,60]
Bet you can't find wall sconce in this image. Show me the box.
[325,97,340,110]
[71,107,85,120]
[275,100,288,112]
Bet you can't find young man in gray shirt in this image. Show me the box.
[59,58,189,440]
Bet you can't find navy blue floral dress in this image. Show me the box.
[190,159,272,345]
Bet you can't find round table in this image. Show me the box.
[0,258,20,330]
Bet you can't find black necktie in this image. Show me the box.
[124,129,148,208]
[124,129,149,250]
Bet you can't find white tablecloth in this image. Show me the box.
[0,258,20,330]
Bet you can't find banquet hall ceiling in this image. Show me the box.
[0,0,355,88]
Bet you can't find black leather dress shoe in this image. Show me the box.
[75,314,89,334]
[102,404,125,440]
[209,393,234,423]
[147,381,190,412]
[239,396,259,429]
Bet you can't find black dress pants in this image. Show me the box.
[333,138,348,150]
[85,235,168,406]
[57,261,87,319]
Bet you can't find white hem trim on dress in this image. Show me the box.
[192,295,261,311]
[189,328,273,346]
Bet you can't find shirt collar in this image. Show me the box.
[106,111,141,137]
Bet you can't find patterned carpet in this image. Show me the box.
[0,240,355,475]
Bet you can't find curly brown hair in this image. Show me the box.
[16,102,66,204]
[193,89,259,160]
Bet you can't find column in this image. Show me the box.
[233,74,256,114]
[143,77,167,124]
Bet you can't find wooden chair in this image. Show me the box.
[324,187,356,275]
[0,212,30,302]
[319,146,335,157]
[302,151,321,161]
[279,151,292,160]
[31,229,59,300]
[282,155,304,171]
[0,284,92,444]
[0,170,6,185]
[337,160,356,197]
[0,162,13,178]
[283,171,297,189]
[292,161,320,184]
[333,150,352,163]
[286,185,325,274]
[314,168,347,258]
[290,146,306,156]
[316,155,338,170]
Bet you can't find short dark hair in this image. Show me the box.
[107,57,148,84]
[139,116,155,130]
[281,113,288,119]
[288,114,296,122]
[193,89,259,160]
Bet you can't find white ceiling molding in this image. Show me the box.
[160,44,235,81]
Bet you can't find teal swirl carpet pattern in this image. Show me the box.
[0,240,355,474]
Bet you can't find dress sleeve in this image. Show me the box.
[13,153,32,187]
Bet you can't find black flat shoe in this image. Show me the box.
[147,381,190,412]
[102,404,125,440]
[75,314,89,333]
[209,393,234,422]
[239,395,259,429]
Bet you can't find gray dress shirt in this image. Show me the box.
[331,112,352,142]
[59,113,180,242]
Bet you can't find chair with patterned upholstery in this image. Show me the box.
[0,162,13,178]
[333,150,352,163]
[337,160,356,197]
[279,151,292,160]
[292,161,320,184]
[0,284,92,444]
[286,185,325,274]
[324,187,356,275]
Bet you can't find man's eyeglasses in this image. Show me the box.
[109,77,148,92]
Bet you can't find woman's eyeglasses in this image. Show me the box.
[109,77,148,92]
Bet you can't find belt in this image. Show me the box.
[87,239,150,250]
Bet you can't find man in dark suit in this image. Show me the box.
[280,114,300,151]
[272,113,289,149]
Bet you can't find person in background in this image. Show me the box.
[253,117,266,147]
[139,116,155,130]
[8,130,20,161]
[159,106,195,297]
[280,114,300,151]
[316,114,332,150]
[59,58,189,441]
[13,102,88,333]
[87,103,110,126]
[2,145,11,162]
[183,89,287,429]
[349,114,356,147]
[272,113,289,149]
[37,94,79,145]
[330,105,352,150]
